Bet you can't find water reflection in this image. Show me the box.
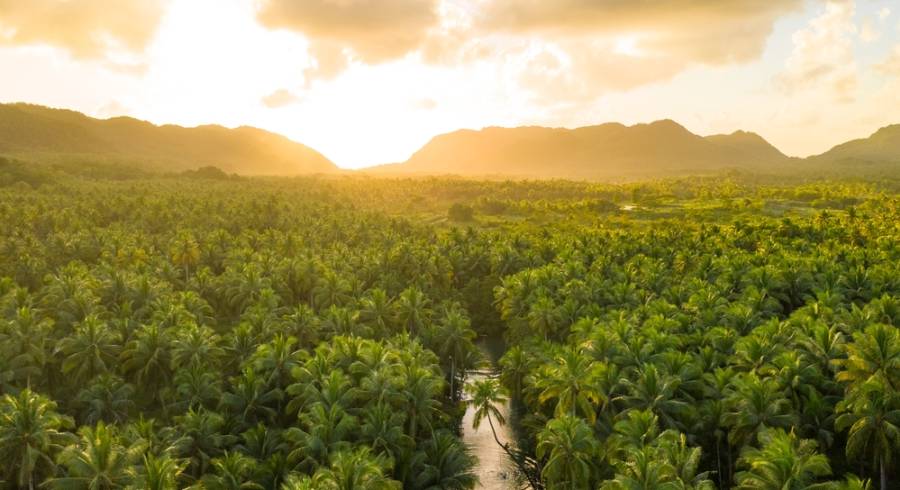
[461,340,522,490]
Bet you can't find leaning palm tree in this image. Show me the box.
[45,422,141,489]
[0,389,75,490]
[466,378,542,489]
[734,428,835,490]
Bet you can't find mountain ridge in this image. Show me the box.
[2,103,898,179]
[0,103,337,175]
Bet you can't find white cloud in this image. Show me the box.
[776,0,859,102]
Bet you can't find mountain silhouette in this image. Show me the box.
[0,103,336,175]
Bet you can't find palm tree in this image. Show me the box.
[0,306,52,388]
[128,453,188,490]
[45,422,140,489]
[357,288,395,337]
[74,374,135,425]
[535,347,607,423]
[618,363,690,431]
[56,314,121,389]
[309,448,401,490]
[465,378,541,489]
[394,287,430,336]
[734,428,835,490]
[0,389,75,490]
[413,430,477,490]
[467,377,509,445]
[536,415,599,489]
[170,233,201,283]
[171,408,236,479]
[120,323,174,408]
[836,324,900,396]
[170,323,224,371]
[429,307,476,402]
[200,452,264,490]
[836,379,900,490]
[724,373,797,448]
[600,445,681,490]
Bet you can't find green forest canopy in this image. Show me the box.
[0,166,898,489]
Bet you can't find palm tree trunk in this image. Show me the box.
[486,414,542,490]
[716,436,723,489]
[450,357,456,403]
[881,455,887,490]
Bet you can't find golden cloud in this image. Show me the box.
[0,0,164,58]
[256,0,440,64]
[477,0,804,63]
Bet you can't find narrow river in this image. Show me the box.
[461,340,523,489]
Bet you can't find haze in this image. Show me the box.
[0,0,898,168]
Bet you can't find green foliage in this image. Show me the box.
[0,171,898,489]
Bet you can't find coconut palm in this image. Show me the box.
[0,389,75,490]
[56,314,121,389]
[734,428,835,490]
[536,415,599,489]
[45,422,140,489]
[535,347,607,423]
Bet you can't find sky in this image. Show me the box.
[1,0,899,168]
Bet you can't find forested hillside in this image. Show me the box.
[0,167,898,489]
[0,104,336,175]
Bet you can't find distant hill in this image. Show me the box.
[0,103,336,175]
[373,120,792,179]
[808,124,900,168]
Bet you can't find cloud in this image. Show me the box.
[476,0,804,64]
[859,20,880,43]
[468,0,805,103]
[877,45,900,78]
[0,0,165,59]
[256,0,440,78]
[776,0,859,103]
[261,88,301,109]
[255,0,802,95]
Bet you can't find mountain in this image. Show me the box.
[809,124,900,167]
[0,103,336,175]
[375,120,790,179]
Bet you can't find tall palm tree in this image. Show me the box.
[734,428,835,490]
[536,415,599,489]
[45,422,140,489]
[0,389,75,490]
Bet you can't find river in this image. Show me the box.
[461,340,524,490]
